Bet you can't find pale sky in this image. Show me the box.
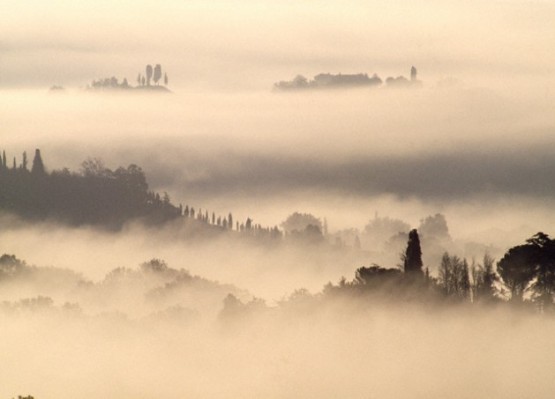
[1,0,554,89]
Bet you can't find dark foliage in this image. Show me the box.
[404,229,423,275]
[497,232,555,309]
[0,150,181,229]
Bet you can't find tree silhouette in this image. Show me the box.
[22,151,28,170]
[164,73,168,86]
[471,254,497,303]
[411,66,417,81]
[281,212,322,234]
[496,233,555,305]
[460,259,471,300]
[153,64,162,85]
[146,65,153,86]
[403,229,423,275]
[497,244,536,302]
[527,233,555,310]
[418,213,450,240]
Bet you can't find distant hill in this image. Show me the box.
[133,85,172,93]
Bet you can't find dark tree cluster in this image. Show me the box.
[0,150,181,228]
[181,205,282,240]
[274,66,422,91]
[497,232,555,310]
[323,230,555,313]
[1,150,301,240]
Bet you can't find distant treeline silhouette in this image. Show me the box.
[88,64,169,91]
[274,66,422,91]
[224,230,555,316]
[2,230,555,318]
[0,149,288,235]
[0,149,180,228]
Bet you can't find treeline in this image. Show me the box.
[180,205,283,240]
[324,230,555,311]
[88,64,169,90]
[223,230,555,317]
[0,149,180,228]
[0,149,288,236]
[3,231,555,320]
[274,66,422,91]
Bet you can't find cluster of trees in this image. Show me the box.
[274,66,421,91]
[323,229,555,312]
[88,64,168,90]
[275,73,383,90]
[90,76,130,89]
[219,230,539,321]
[180,205,282,239]
[0,149,43,174]
[0,150,181,228]
[137,64,168,87]
[497,233,555,310]
[0,149,288,236]
[0,149,385,249]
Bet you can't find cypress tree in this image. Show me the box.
[404,229,424,275]
[31,149,46,174]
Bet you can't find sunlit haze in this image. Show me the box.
[1,1,555,398]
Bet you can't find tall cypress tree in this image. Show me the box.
[404,229,424,275]
[31,149,46,174]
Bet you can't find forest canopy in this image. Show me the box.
[0,149,180,228]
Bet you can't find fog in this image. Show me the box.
[2,263,555,399]
[2,0,555,398]
[1,85,554,236]
[2,0,555,90]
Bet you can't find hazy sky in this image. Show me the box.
[1,0,554,89]
[3,4,555,398]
